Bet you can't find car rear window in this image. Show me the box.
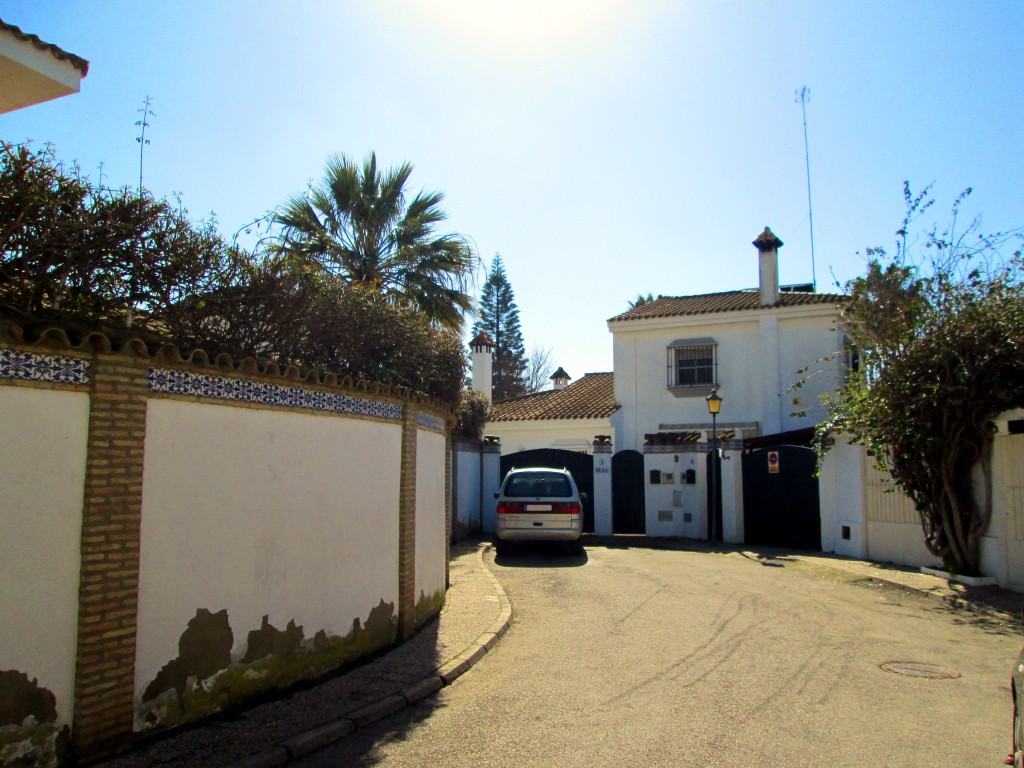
[503,472,574,498]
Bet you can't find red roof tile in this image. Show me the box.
[0,19,90,76]
[608,289,845,322]
[490,372,616,421]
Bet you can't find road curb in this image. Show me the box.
[227,543,511,768]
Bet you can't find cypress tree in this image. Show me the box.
[472,254,528,401]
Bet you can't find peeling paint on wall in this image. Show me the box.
[135,601,397,733]
[0,670,68,768]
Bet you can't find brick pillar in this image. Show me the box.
[398,400,418,639]
[72,355,148,760]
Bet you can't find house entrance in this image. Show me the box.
[742,443,821,550]
[612,450,645,534]
[500,449,594,533]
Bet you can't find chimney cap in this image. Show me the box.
[550,366,571,381]
[752,226,783,251]
[469,332,495,349]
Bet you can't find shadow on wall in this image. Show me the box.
[0,670,69,768]
[137,601,397,733]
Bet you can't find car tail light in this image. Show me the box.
[497,502,524,515]
[552,502,581,515]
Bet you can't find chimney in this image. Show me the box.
[752,226,783,306]
[550,367,571,391]
[469,332,494,403]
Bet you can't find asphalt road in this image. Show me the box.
[294,543,1019,768]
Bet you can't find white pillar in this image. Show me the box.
[470,333,494,403]
[592,436,613,536]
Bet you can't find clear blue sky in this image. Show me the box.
[4,1,1023,381]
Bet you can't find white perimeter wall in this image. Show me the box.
[136,399,402,700]
[416,428,447,603]
[0,387,89,729]
[454,445,482,531]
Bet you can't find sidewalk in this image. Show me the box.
[96,541,511,768]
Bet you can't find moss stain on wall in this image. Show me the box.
[415,589,445,626]
[136,600,397,733]
[0,670,69,768]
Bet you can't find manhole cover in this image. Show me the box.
[880,661,961,679]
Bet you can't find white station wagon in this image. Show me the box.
[494,467,585,553]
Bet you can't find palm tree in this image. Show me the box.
[273,152,477,331]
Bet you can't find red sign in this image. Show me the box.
[768,451,780,474]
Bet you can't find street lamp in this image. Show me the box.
[706,388,722,543]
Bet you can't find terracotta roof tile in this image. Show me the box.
[0,19,90,76]
[490,372,616,421]
[608,289,845,323]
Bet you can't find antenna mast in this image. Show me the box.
[795,86,816,290]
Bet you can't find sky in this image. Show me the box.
[4,1,1023,383]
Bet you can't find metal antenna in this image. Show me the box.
[135,95,155,195]
[795,86,816,290]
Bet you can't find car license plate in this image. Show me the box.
[526,504,552,511]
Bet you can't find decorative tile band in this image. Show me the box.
[149,368,403,420]
[0,348,90,385]
[417,411,447,431]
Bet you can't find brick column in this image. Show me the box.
[398,401,418,639]
[72,354,148,760]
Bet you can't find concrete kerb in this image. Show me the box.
[228,543,512,768]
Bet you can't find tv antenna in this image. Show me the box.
[135,95,155,195]
[795,86,816,290]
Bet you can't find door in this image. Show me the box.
[612,450,645,534]
[501,449,594,533]
[742,445,821,550]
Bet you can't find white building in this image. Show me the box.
[605,227,847,541]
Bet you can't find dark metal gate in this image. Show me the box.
[612,450,645,534]
[501,449,594,533]
[742,444,821,550]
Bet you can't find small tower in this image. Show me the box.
[470,332,495,403]
[550,367,571,391]
[753,226,784,306]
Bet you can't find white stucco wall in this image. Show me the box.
[643,452,705,538]
[136,399,402,701]
[0,386,89,728]
[818,438,868,559]
[416,428,447,605]
[486,417,611,454]
[454,444,483,532]
[610,305,842,453]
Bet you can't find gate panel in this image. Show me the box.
[612,450,645,534]
[1003,435,1024,590]
[742,445,821,550]
[501,449,594,533]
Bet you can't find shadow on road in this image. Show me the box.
[492,540,589,568]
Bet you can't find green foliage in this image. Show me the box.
[272,152,478,332]
[628,292,654,309]
[0,141,238,333]
[818,183,1024,574]
[0,143,467,405]
[454,389,491,439]
[472,254,528,400]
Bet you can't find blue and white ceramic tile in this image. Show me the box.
[149,368,403,420]
[417,411,447,431]
[0,349,90,384]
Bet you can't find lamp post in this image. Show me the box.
[706,388,722,543]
